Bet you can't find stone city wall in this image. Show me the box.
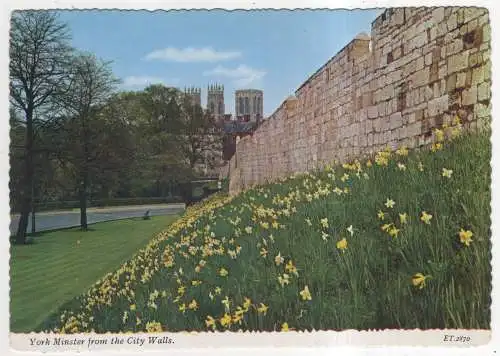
[228,7,491,194]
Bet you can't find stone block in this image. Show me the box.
[462,86,478,106]
[428,95,449,117]
[456,72,467,88]
[474,102,490,118]
[477,82,491,102]
[471,65,485,85]
[447,12,458,31]
[389,112,403,130]
[408,121,422,137]
[446,73,457,92]
[447,51,469,74]
[411,67,430,88]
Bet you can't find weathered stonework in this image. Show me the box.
[227,7,491,195]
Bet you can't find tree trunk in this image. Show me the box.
[79,170,88,230]
[15,107,34,244]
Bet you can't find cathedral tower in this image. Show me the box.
[184,86,201,107]
[207,84,225,120]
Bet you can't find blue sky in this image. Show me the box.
[57,9,382,116]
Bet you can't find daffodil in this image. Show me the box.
[397,162,407,171]
[130,304,136,311]
[275,252,284,266]
[412,273,431,289]
[336,238,348,252]
[321,231,329,241]
[285,260,298,276]
[272,221,279,229]
[459,228,473,246]
[219,267,229,277]
[347,225,354,236]
[442,168,453,178]
[260,247,268,258]
[243,297,252,311]
[366,160,373,168]
[245,226,253,234]
[178,303,186,313]
[420,211,433,225]
[434,128,445,142]
[320,218,329,229]
[399,213,408,224]
[281,322,290,331]
[299,285,312,301]
[431,142,443,152]
[146,321,163,333]
[205,315,216,330]
[305,218,312,226]
[221,296,231,312]
[396,146,409,156]
[278,273,290,287]
[257,303,269,315]
[377,210,386,220]
[220,313,232,327]
[418,162,424,171]
[385,198,395,209]
[388,226,400,238]
[188,299,199,310]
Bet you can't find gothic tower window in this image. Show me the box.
[210,102,215,113]
[218,101,223,115]
[239,97,244,115]
[244,97,249,114]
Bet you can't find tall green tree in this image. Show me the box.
[59,53,119,230]
[9,11,73,243]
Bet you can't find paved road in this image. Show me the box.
[9,203,185,235]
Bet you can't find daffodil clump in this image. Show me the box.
[39,122,491,332]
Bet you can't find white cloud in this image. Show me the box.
[203,65,266,87]
[144,47,242,62]
[122,76,178,88]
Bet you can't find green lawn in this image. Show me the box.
[10,215,178,332]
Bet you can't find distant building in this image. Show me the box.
[184,87,201,107]
[235,89,263,123]
[207,84,225,121]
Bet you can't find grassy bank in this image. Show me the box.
[10,215,179,332]
[38,123,491,333]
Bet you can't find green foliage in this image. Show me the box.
[37,131,491,332]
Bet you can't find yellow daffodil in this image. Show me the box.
[431,142,443,152]
[418,162,424,171]
[179,303,186,313]
[399,213,408,224]
[321,231,329,241]
[245,226,253,234]
[396,146,409,157]
[420,211,433,225]
[188,299,198,310]
[191,280,202,286]
[442,168,453,178]
[397,162,407,171]
[320,218,329,229]
[260,247,268,257]
[285,260,298,276]
[275,252,284,266]
[146,321,163,333]
[305,218,312,226]
[385,198,395,209]
[220,313,232,327]
[257,303,268,315]
[215,287,222,295]
[388,226,400,238]
[243,297,252,311]
[377,210,385,220]
[412,273,431,289]
[205,315,216,330]
[434,128,445,142]
[278,273,290,287]
[366,160,373,168]
[347,225,354,236]
[130,304,136,311]
[459,228,473,246]
[272,221,279,229]
[336,238,348,252]
[260,222,269,229]
[299,285,312,301]
[281,322,290,331]
[219,267,229,277]
[381,223,392,232]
